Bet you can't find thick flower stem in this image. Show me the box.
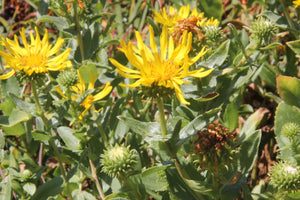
[31,82,73,200]
[156,97,167,136]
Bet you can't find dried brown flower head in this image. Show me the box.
[194,124,238,154]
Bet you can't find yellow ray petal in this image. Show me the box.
[0,69,15,79]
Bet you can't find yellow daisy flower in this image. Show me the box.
[0,27,72,79]
[109,26,214,105]
[293,0,300,8]
[153,4,204,28]
[153,4,219,41]
[66,71,112,120]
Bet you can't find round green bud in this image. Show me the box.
[22,169,32,180]
[203,25,222,43]
[57,71,78,91]
[101,144,137,178]
[269,162,300,192]
[281,122,300,140]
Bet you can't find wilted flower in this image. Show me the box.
[153,4,219,41]
[109,26,213,105]
[0,27,72,80]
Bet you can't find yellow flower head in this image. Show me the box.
[71,71,112,120]
[153,5,219,41]
[0,27,72,79]
[153,4,204,28]
[109,26,214,105]
[293,0,300,8]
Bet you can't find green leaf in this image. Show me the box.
[142,165,169,192]
[74,24,100,62]
[260,42,282,50]
[2,123,25,136]
[118,116,161,138]
[287,40,300,57]
[8,109,31,126]
[37,16,69,31]
[222,98,239,131]
[199,40,230,68]
[277,75,300,108]
[57,126,82,150]
[0,76,19,97]
[0,97,15,115]
[8,93,36,115]
[237,108,267,145]
[274,102,300,163]
[31,176,64,200]
[23,182,36,196]
[259,64,277,89]
[0,177,12,200]
[198,0,223,20]
[32,130,53,143]
[238,130,261,175]
[72,190,96,200]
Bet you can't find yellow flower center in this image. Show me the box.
[110,147,125,158]
[80,94,94,109]
[20,54,47,74]
[150,61,179,82]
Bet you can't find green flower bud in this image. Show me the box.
[269,162,300,192]
[21,169,32,181]
[57,71,78,91]
[251,17,277,44]
[281,122,300,140]
[203,25,222,43]
[101,144,137,178]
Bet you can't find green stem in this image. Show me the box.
[31,82,73,200]
[49,139,73,199]
[87,145,106,200]
[97,123,108,148]
[73,0,85,61]
[156,97,167,136]
[279,0,298,39]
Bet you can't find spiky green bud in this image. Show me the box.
[101,144,137,178]
[251,17,277,44]
[281,122,300,140]
[203,25,222,43]
[269,162,300,192]
[57,71,78,91]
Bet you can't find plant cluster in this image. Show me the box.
[0,0,299,200]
